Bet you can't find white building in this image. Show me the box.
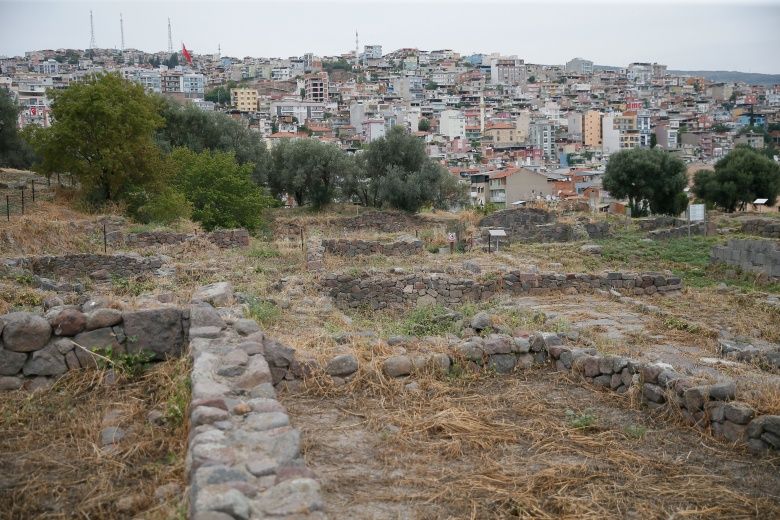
[270,98,325,122]
[439,109,466,140]
[601,113,621,154]
[365,119,386,142]
[180,73,205,97]
[364,45,382,60]
[529,121,556,160]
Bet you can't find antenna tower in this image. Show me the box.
[167,18,173,54]
[89,10,96,50]
[120,13,125,52]
[355,30,359,66]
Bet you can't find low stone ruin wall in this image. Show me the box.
[322,236,423,257]
[740,219,780,239]
[647,221,712,240]
[305,237,325,271]
[478,209,610,243]
[636,216,685,231]
[711,239,780,279]
[123,228,250,249]
[256,320,778,454]
[323,270,683,310]
[186,282,325,518]
[8,253,168,280]
[338,210,425,232]
[0,305,189,390]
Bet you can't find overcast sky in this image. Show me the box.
[1,0,779,73]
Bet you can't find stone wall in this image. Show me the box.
[323,269,683,310]
[636,216,683,231]
[740,219,780,239]
[322,236,423,257]
[9,253,167,280]
[711,239,780,279]
[305,237,325,271]
[0,305,189,390]
[478,209,609,243]
[338,210,424,232]
[186,283,325,518]
[123,228,250,249]
[647,221,712,240]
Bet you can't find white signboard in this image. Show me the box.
[447,232,457,243]
[688,204,705,222]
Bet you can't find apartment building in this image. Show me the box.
[484,122,518,144]
[304,72,329,103]
[567,112,583,142]
[584,110,603,147]
[231,87,259,112]
[490,57,525,86]
[529,121,555,160]
[565,58,593,75]
[439,109,466,140]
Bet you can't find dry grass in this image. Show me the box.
[0,358,191,519]
[286,367,780,519]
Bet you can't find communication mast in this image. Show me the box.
[168,18,173,54]
[89,10,96,50]
[120,13,125,52]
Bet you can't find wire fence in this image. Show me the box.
[1,174,76,221]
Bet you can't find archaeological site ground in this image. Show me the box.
[1,169,780,519]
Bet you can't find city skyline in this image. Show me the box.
[0,1,779,74]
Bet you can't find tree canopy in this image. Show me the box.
[0,90,36,168]
[602,147,688,217]
[156,98,270,184]
[692,145,780,212]
[267,138,347,209]
[29,73,166,207]
[170,147,276,231]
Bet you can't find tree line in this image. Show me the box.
[1,74,464,231]
[603,146,779,216]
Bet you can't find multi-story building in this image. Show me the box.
[565,58,593,75]
[364,45,382,60]
[490,57,525,86]
[364,119,386,142]
[637,111,652,147]
[488,168,554,207]
[529,121,555,160]
[567,112,583,142]
[304,72,329,103]
[627,62,653,85]
[270,98,325,123]
[584,110,603,147]
[180,73,205,98]
[439,109,466,140]
[231,87,259,112]
[601,113,621,154]
[484,122,517,145]
[654,119,680,149]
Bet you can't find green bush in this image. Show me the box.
[92,347,155,379]
[398,305,458,337]
[245,297,281,327]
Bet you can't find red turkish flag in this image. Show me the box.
[182,43,193,65]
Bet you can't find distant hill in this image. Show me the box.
[668,70,780,86]
[592,64,780,86]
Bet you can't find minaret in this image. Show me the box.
[355,30,359,66]
[120,13,125,53]
[168,18,173,54]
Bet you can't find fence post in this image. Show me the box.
[20,187,25,215]
[57,172,61,186]
[5,195,9,221]
[31,180,35,202]
[103,221,108,253]
[300,227,304,252]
